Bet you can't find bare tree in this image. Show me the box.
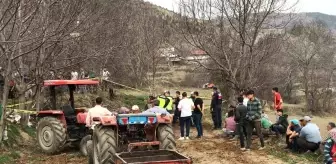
[287,21,336,113]
[176,0,296,103]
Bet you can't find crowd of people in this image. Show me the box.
[221,87,336,164]
[85,85,336,164]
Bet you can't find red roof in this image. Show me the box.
[44,80,99,86]
[191,49,206,55]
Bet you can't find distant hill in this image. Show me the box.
[292,12,336,30]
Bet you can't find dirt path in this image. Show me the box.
[173,125,283,164]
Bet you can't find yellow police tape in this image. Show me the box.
[6,101,33,108]
[8,109,37,114]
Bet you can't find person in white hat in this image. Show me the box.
[131,105,141,114]
[296,116,322,152]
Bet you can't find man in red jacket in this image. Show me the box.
[272,87,283,120]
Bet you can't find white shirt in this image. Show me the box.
[86,105,112,126]
[243,98,249,106]
[102,70,110,80]
[71,71,78,80]
[178,98,194,117]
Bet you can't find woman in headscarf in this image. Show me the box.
[324,128,336,164]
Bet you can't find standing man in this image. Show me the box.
[210,87,223,130]
[193,91,204,138]
[165,91,174,114]
[272,87,283,120]
[245,90,265,151]
[157,91,172,113]
[190,92,196,126]
[173,91,181,124]
[234,96,248,150]
[178,92,194,140]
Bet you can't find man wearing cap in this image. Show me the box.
[285,119,302,151]
[131,105,141,114]
[210,87,223,130]
[297,116,322,152]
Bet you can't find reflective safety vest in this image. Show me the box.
[166,96,173,111]
[157,96,167,109]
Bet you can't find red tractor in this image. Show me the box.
[87,113,191,164]
[36,80,99,155]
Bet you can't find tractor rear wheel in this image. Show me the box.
[37,117,66,154]
[157,124,176,150]
[92,125,117,164]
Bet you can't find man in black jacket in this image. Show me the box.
[270,110,289,138]
[211,87,223,130]
[235,96,248,150]
[173,91,181,124]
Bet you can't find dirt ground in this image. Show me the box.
[1,122,286,164]
[174,125,284,164]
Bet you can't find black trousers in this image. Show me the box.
[213,106,222,129]
[238,122,247,148]
[297,137,320,152]
[246,120,264,149]
[286,135,299,151]
[180,116,191,137]
[271,124,286,135]
[172,109,181,124]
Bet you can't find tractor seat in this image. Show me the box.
[61,105,76,116]
[61,105,77,124]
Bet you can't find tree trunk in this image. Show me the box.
[0,57,13,143]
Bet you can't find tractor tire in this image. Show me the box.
[80,135,92,156]
[157,124,176,150]
[92,125,117,164]
[87,140,94,164]
[37,117,66,154]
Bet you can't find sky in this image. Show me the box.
[144,0,336,16]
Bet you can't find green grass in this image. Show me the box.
[0,151,20,164]
[3,124,21,147]
[268,141,322,164]
[0,155,11,164]
[121,94,147,109]
[22,126,36,137]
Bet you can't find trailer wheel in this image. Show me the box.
[37,117,66,154]
[157,124,176,150]
[80,135,91,156]
[92,125,117,164]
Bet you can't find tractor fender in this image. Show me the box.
[92,115,117,126]
[37,110,66,128]
[156,114,172,124]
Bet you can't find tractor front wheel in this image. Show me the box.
[80,135,92,156]
[157,124,176,150]
[37,117,66,154]
[92,125,117,164]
